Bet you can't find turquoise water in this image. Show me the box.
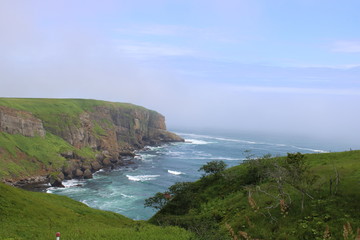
[48,131,333,220]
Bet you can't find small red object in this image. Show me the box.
[56,232,61,237]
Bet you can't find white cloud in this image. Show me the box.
[332,41,360,53]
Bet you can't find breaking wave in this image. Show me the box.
[168,170,183,175]
[126,175,160,182]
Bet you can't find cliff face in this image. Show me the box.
[0,106,46,137]
[0,99,183,184]
[54,105,182,157]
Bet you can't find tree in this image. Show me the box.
[198,160,227,177]
[284,152,316,211]
[144,192,169,210]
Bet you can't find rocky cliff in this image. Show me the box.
[0,106,46,137]
[0,98,183,185]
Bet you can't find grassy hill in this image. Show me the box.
[148,150,360,240]
[0,182,194,240]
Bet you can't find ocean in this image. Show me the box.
[47,130,336,220]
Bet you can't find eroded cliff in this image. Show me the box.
[0,98,183,185]
[0,106,46,137]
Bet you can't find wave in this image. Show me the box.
[143,146,165,151]
[166,151,184,158]
[136,153,157,161]
[185,139,213,145]
[126,175,160,182]
[178,132,257,144]
[120,193,135,198]
[290,146,328,153]
[191,156,244,161]
[168,170,183,175]
[46,179,85,194]
[178,132,329,154]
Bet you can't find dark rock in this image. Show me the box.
[119,151,135,157]
[51,179,64,188]
[57,172,65,181]
[81,163,92,171]
[61,151,74,159]
[83,169,93,179]
[74,169,84,178]
[63,160,80,178]
[49,173,65,187]
[91,161,102,171]
[102,157,111,166]
[95,153,105,161]
[110,158,118,164]
[102,150,111,157]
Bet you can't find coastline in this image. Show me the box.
[5,143,173,192]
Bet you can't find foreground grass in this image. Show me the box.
[150,150,360,239]
[0,183,194,240]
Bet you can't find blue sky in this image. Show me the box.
[1,0,360,148]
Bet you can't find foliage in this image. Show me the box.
[144,192,169,210]
[150,150,360,240]
[198,160,227,177]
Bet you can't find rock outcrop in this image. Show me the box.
[52,105,183,159]
[0,106,46,137]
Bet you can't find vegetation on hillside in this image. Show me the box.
[0,182,194,240]
[0,132,95,179]
[146,151,360,240]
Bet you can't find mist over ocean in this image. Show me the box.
[47,130,345,220]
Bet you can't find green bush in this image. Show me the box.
[198,160,227,177]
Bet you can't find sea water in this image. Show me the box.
[47,131,337,220]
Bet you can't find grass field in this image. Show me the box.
[0,183,194,240]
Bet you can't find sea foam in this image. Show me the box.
[126,175,160,182]
[185,139,212,145]
[168,170,183,175]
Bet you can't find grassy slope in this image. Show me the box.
[0,132,96,179]
[0,183,194,240]
[150,150,360,240]
[0,98,149,179]
[0,98,146,135]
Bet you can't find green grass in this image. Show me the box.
[150,150,360,240]
[0,183,194,240]
[0,98,147,136]
[0,132,98,179]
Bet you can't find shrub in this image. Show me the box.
[198,160,227,177]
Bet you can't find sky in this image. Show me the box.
[1,0,360,149]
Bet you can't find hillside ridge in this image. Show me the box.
[0,98,183,186]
